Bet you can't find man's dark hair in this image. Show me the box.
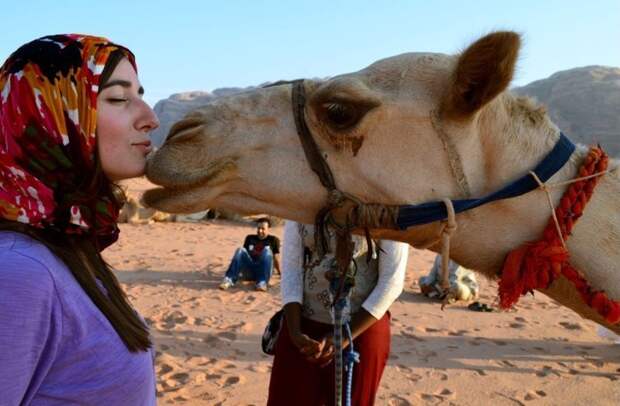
[256,217,271,227]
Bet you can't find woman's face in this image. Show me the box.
[97,58,159,181]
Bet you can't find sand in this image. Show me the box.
[103,220,620,405]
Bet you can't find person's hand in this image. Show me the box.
[306,333,349,367]
[313,334,335,367]
[290,331,322,358]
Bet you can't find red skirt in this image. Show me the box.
[267,312,391,406]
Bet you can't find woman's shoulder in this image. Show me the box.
[0,231,66,288]
[1,229,45,247]
[0,230,58,258]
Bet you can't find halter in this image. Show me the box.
[267,79,576,265]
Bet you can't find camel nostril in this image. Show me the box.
[165,116,205,142]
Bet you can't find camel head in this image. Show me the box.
[144,32,620,334]
[144,32,522,225]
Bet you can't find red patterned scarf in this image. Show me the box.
[0,34,135,250]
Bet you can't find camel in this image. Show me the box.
[143,31,620,334]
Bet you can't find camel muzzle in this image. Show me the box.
[164,115,206,144]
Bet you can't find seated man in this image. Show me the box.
[220,217,281,291]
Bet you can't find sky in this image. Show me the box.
[2,0,619,106]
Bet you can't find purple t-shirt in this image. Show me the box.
[0,231,156,405]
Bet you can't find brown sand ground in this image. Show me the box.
[104,221,620,405]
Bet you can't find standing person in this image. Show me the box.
[220,217,281,291]
[0,34,159,405]
[267,222,409,406]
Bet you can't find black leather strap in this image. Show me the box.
[291,80,337,191]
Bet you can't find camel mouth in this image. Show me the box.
[164,115,206,143]
[141,186,211,213]
[145,155,239,190]
[143,157,239,213]
[141,187,179,211]
[142,177,226,213]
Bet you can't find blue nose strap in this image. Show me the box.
[396,133,576,230]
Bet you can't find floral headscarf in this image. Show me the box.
[0,34,136,250]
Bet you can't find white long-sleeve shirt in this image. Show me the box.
[280,221,408,321]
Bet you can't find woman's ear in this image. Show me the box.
[442,31,521,120]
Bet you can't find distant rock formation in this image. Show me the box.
[514,65,620,156]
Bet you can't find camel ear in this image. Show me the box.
[442,31,520,119]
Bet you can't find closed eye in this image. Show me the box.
[107,97,128,103]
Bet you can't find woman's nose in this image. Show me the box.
[138,100,160,132]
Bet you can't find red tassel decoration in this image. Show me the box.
[498,146,619,324]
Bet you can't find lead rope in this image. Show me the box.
[333,295,344,406]
[329,263,356,406]
[344,322,359,406]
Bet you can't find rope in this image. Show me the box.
[346,202,399,230]
[333,298,344,406]
[499,146,620,324]
[341,196,459,308]
[344,322,360,406]
[315,190,400,306]
[528,168,612,250]
[329,264,356,406]
[528,170,568,250]
[439,198,457,289]
[439,199,458,309]
[431,110,472,197]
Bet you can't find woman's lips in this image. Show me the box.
[133,140,153,154]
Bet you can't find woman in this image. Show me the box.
[0,34,159,404]
[267,222,409,406]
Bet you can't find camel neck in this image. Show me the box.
[449,144,620,331]
[451,136,619,292]
[445,95,585,274]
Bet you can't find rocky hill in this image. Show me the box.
[513,65,620,156]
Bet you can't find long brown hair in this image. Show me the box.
[0,49,151,352]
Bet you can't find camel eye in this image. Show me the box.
[322,102,361,130]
